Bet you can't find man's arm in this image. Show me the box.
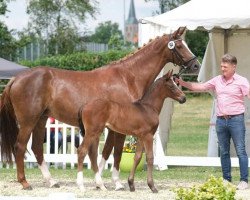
[175,78,207,91]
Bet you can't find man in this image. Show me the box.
[175,53,250,190]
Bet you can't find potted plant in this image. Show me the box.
[120,136,146,172]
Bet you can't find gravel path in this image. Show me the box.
[1,178,250,199]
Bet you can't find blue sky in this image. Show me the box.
[1,0,159,34]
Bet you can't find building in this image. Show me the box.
[125,0,138,44]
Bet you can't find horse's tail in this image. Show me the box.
[0,77,19,163]
[78,105,85,137]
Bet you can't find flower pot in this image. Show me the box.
[120,152,146,172]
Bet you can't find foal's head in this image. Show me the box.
[161,70,186,104]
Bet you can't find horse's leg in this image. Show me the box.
[31,116,59,188]
[77,132,98,192]
[99,128,115,175]
[112,132,126,190]
[88,135,106,191]
[77,140,87,192]
[14,126,34,190]
[99,129,125,190]
[128,139,144,192]
[142,134,158,193]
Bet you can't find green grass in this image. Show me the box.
[0,166,244,185]
[167,94,213,156]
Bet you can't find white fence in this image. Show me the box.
[1,119,250,170]
[0,119,114,169]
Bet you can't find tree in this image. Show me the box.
[48,25,80,55]
[0,22,17,59]
[185,30,208,60]
[108,33,124,50]
[0,0,18,60]
[0,0,8,15]
[145,0,189,14]
[26,0,98,55]
[89,21,123,49]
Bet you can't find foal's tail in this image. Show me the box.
[78,105,85,137]
[0,78,19,163]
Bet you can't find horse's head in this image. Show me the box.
[165,27,201,75]
[162,70,186,104]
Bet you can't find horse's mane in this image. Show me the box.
[109,34,169,66]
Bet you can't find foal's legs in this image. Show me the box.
[142,134,158,193]
[99,129,115,174]
[128,139,144,192]
[88,136,106,190]
[77,131,105,191]
[99,130,126,190]
[112,132,126,190]
[32,116,59,188]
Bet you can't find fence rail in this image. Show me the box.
[0,119,114,169]
[17,41,109,62]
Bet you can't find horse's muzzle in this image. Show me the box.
[179,96,186,104]
[191,60,201,74]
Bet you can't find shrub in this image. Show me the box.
[19,50,131,71]
[174,175,236,200]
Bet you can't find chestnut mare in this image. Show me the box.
[0,27,199,190]
[78,70,186,193]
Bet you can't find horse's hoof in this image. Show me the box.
[152,188,158,193]
[49,180,60,188]
[51,183,60,188]
[23,185,33,190]
[96,185,107,191]
[128,179,135,192]
[115,185,125,191]
[129,186,135,192]
[79,186,85,192]
[115,182,125,191]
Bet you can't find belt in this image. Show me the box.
[217,113,244,120]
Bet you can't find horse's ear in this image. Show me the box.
[172,27,186,38]
[165,69,173,80]
[178,27,186,36]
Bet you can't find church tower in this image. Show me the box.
[125,0,138,44]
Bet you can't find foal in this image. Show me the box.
[77,70,186,193]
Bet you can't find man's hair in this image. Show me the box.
[221,53,237,65]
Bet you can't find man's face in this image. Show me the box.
[220,61,236,79]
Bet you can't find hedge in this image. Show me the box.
[19,50,132,71]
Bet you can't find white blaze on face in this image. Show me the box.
[172,77,178,87]
[181,40,194,56]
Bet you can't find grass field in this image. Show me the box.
[167,94,213,156]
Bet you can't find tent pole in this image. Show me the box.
[224,29,229,53]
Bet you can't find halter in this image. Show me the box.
[168,35,197,77]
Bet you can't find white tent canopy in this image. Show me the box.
[139,0,250,46]
[142,0,250,31]
[139,0,250,163]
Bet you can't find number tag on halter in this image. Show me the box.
[168,41,175,49]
